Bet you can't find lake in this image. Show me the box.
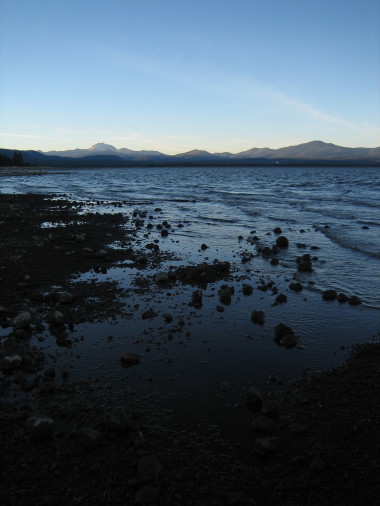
[1,165,379,426]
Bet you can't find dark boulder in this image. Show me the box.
[322,289,337,301]
[276,236,289,248]
[251,310,265,324]
[289,282,303,292]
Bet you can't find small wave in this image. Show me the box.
[194,215,238,224]
[267,215,298,223]
[315,225,380,259]
[357,220,380,226]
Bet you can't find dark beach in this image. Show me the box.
[1,193,379,506]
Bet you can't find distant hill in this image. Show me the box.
[1,141,379,167]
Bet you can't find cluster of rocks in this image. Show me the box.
[250,314,299,348]
[245,385,280,456]
[322,289,362,305]
[158,260,231,287]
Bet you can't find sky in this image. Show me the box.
[0,0,379,154]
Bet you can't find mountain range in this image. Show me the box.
[1,141,379,167]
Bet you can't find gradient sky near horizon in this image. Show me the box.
[0,0,379,154]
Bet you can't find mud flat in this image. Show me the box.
[0,193,379,505]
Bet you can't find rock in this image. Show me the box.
[337,292,349,303]
[163,313,173,323]
[254,436,279,455]
[0,354,22,372]
[201,243,208,250]
[273,227,282,234]
[275,293,287,304]
[274,323,294,339]
[137,454,163,478]
[129,430,146,447]
[13,311,32,329]
[160,229,169,237]
[135,255,148,264]
[261,246,272,258]
[155,272,169,283]
[213,260,230,273]
[251,310,265,324]
[103,411,131,433]
[298,261,313,272]
[252,414,276,434]
[141,309,158,320]
[242,284,253,295]
[349,295,362,305]
[58,292,73,304]
[29,416,54,441]
[279,334,299,347]
[43,367,56,379]
[219,286,233,305]
[276,236,289,248]
[95,249,107,258]
[270,258,279,266]
[47,311,65,325]
[216,305,224,312]
[120,353,140,367]
[322,289,337,300]
[78,427,101,448]
[289,282,303,292]
[191,289,203,308]
[246,386,263,410]
[134,486,159,504]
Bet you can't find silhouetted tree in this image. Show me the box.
[0,154,12,166]
[12,151,24,166]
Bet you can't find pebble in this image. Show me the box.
[13,311,32,329]
[120,353,140,367]
[251,310,265,324]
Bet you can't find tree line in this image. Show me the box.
[0,151,36,167]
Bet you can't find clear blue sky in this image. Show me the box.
[1,0,379,154]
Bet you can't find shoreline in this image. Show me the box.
[1,193,379,505]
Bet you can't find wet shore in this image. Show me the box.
[0,193,379,505]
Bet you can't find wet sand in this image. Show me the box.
[0,193,379,505]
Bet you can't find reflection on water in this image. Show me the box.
[1,165,380,422]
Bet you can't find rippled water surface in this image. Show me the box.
[2,165,379,303]
[1,165,379,415]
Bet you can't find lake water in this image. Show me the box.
[1,165,379,427]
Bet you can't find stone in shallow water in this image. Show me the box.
[279,334,299,347]
[274,323,294,339]
[242,283,253,295]
[120,353,140,367]
[289,282,303,292]
[251,310,265,324]
[191,289,203,308]
[337,292,349,303]
[349,295,362,305]
[322,289,337,300]
[141,309,158,320]
[276,235,289,248]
